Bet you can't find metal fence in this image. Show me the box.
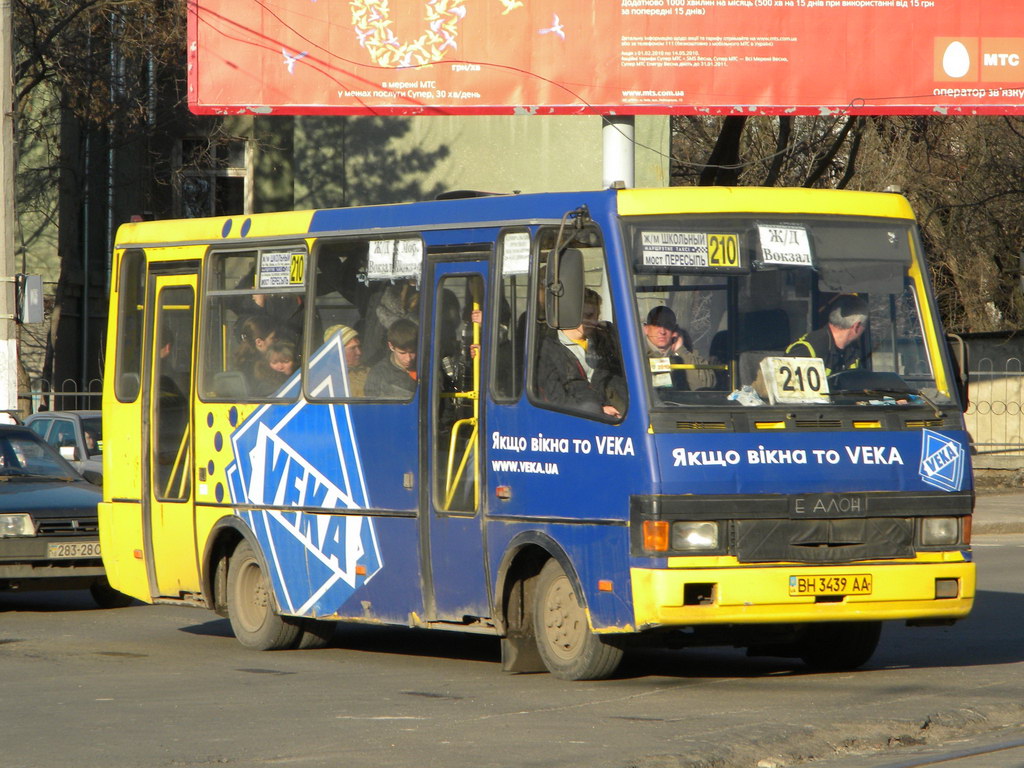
[965,357,1024,466]
[21,378,103,414]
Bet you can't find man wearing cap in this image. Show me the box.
[785,294,868,375]
[325,324,369,396]
[644,306,715,391]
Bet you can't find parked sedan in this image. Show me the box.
[24,410,102,483]
[0,425,129,608]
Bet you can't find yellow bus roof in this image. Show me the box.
[617,187,916,220]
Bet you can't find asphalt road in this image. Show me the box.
[2,534,1023,768]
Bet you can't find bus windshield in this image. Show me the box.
[626,214,953,409]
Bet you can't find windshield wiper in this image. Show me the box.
[829,387,943,418]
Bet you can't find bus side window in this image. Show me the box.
[199,249,304,402]
[494,272,527,400]
[529,248,627,420]
[115,249,146,402]
[310,239,422,400]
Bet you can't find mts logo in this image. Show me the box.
[981,38,1024,82]
[984,53,1021,67]
[935,38,1024,83]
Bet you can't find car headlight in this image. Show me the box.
[0,514,36,537]
[921,517,959,546]
[671,521,719,551]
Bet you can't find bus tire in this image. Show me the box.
[533,558,623,680]
[294,619,336,649]
[798,621,882,672]
[227,540,301,650]
[90,578,134,609]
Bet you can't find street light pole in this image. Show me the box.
[0,0,17,413]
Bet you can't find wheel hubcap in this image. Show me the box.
[542,574,584,660]
[236,560,269,633]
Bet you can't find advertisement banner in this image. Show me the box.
[189,0,1024,115]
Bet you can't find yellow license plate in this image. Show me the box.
[789,574,872,596]
[46,541,101,559]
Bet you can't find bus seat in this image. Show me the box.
[739,350,774,387]
[212,371,249,398]
[712,310,791,390]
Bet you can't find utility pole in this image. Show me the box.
[0,0,16,414]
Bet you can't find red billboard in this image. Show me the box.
[188,0,1024,115]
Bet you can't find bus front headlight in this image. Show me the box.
[0,514,36,537]
[671,521,719,551]
[921,517,959,546]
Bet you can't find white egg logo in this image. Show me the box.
[942,40,971,79]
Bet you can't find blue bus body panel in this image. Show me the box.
[653,429,971,495]
[485,402,651,630]
[224,332,424,623]
[307,191,618,234]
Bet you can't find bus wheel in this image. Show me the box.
[90,578,133,609]
[799,621,882,672]
[294,619,335,649]
[228,540,301,650]
[533,558,623,680]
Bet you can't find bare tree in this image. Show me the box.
[14,0,189,402]
[670,115,1024,333]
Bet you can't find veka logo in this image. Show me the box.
[918,429,965,493]
[226,334,383,618]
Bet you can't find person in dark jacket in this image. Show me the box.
[535,321,622,419]
[365,318,419,398]
[786,293,868,375]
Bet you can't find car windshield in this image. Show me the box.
[0,432,79,480]
[627,214,955,410]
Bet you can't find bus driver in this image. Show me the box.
[785,293,868,375]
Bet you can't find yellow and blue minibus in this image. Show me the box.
[99,186,974,679]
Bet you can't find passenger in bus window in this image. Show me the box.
[364,318,419,399]
[643,306,715,390]
[252,339,299,397]
[582,289,627,413]
[536,320,622,419]
[362,280,420,365]
[158,327,189,399]
[232,266,305,340]
[324,324,369,396]
[785,293,868,375]
[234,314,278,381]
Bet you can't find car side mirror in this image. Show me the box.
[59,445,80,462]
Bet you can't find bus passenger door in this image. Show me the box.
[425,262,491,622]
[142,272,199,599]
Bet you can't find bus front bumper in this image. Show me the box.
[630,558,975,628]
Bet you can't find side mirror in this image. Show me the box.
[545,248,584,330]
[82,470,103,487]
[59,445,80,462]
[946,333,969,411]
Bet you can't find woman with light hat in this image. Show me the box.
[324,324,369,396]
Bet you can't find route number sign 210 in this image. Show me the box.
[759,356,830,404]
